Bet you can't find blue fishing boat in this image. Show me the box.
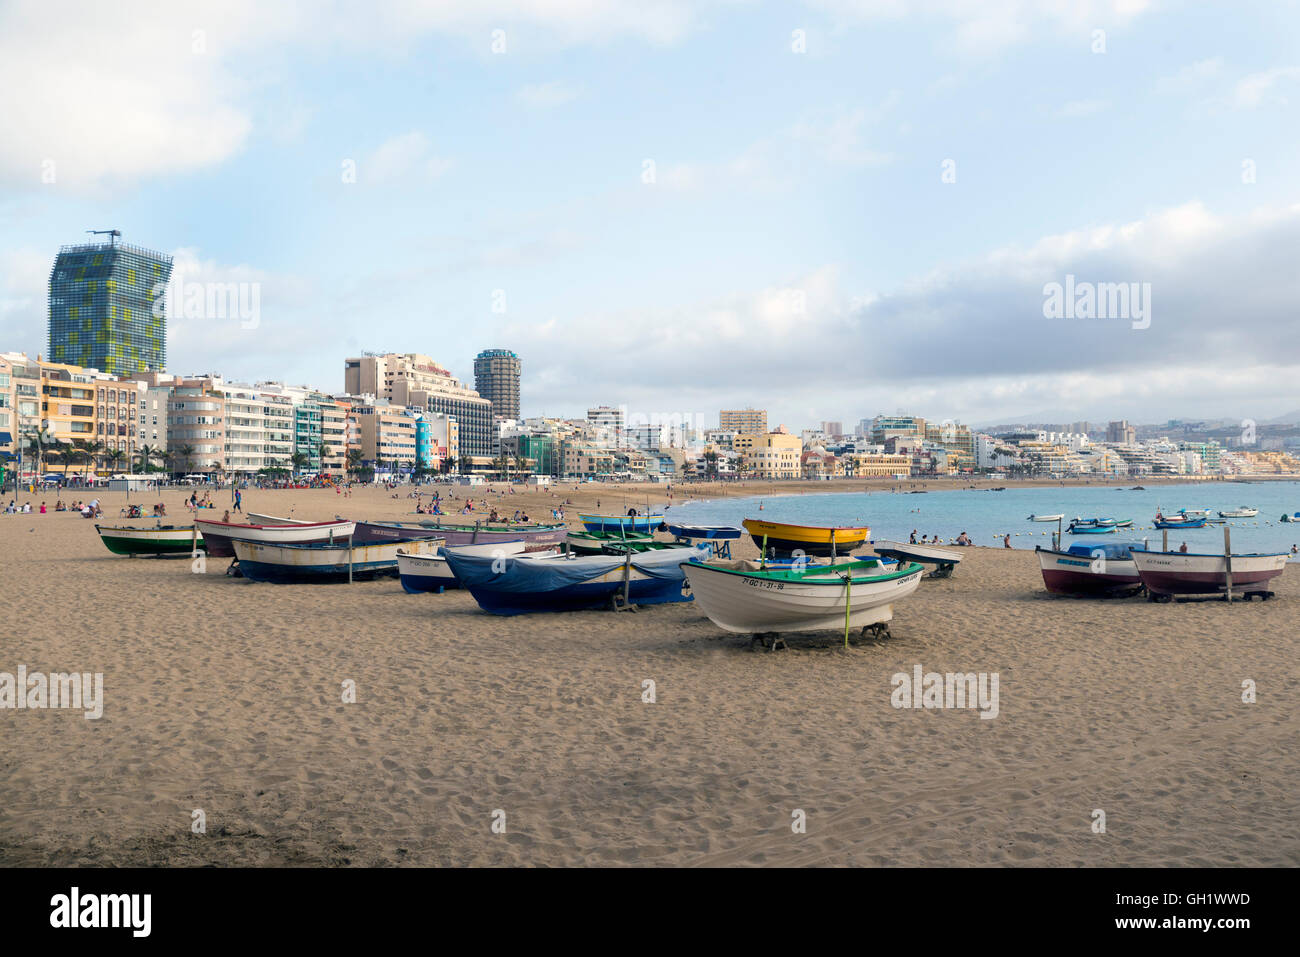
[579,513,665,534]
[1068,520,1118,535]
[665,523,744,540]
[1153,516,1207,529]
[443,543,709,615]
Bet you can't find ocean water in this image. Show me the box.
[662,481,1300,556]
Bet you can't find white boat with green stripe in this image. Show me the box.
[681,556,924,637]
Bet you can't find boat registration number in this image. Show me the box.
[744,579,785,590]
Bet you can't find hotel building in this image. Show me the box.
[719,408,767,435]
[47,236,173,375]
[344,353,492,458]
[473,348,521,420]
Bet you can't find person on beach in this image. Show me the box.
[909,529,917,544]
[234,488,242,512]
[222,509,230,522]
[39,502,46,514]
[1003,534,1011,548]
[1179,542,1189,553]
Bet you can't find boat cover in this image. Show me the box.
[444,545,706,590]
[1065,541,1146,559]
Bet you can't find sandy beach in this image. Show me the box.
[2,481,1297,867]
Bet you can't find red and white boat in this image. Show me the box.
[1036,542,1146,596]
[1132,550,1289,599]
[194,517,357,558]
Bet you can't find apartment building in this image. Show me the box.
[734,430,802,478]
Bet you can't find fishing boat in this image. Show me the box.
[96,524,202,556]
[1176,508,1212,520]
[1036,541,1147,596]
[1026,513,1065,522]
[665,523,744,540]
[1153,515,1207,529]
[193,518,356,558]
[1218,507,1258,518]
[871,540,962,577]
[578,513,665,534]
[232,537,441,583]
[1132,550,1288,599]
[1280,513,1300,523]
[246,512,309,525]
[565,529,654,555]
[397,540,528,593]
[681,557,923,637]
[1067,520,1118,535]
[741,518,870,557]
[1071,516,1118,527]
[394,519,568,550]
[443,543,712,615]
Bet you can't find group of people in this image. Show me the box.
[910,529,972,546]
[5,498,102,516]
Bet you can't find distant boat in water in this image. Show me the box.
[1218,507,1258,518]
[1027,513,1065,522]
[1153,516,1207,529]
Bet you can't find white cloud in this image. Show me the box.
[1155,56,1224,94]
[1232,66,1300,108]
[516,81,583,108]
[1057,99,1110,117]
[362,133,453,185]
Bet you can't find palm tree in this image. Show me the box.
[442,455,457,475]
[77,439,103,482]
[345,448,363,480]
[291,451,310,476]
[135,444,163,474]
[179,443,196,474]
[317,441,330,474]
[105,449,126,473]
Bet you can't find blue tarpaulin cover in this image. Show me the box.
[443,545,706,591]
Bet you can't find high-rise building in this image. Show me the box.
[48,234,173,375]
[720,408,767,434]
[473,349,521,420]
[343,353,493,458]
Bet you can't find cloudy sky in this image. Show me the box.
[2,0,1298,429]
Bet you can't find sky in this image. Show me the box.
[1,0,1299,431]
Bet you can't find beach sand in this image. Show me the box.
[2,481,1297,866]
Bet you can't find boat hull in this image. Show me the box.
[742,518,870,556]
[233,538,441,583]
[683,560,923,634]
[359,520,566,550]
[872,540,962,567]
[397,540,526,593]
[1132,551,1288,596]
[194,519,356,558]
[1037,548,1142,595]
[96,525,202,556]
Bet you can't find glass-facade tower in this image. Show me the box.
[473,348,521,421]
[48,238,173,375]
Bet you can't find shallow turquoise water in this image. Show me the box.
[663,481,1300,555]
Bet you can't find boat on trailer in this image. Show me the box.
[741,518,870,557]
[193,518,356,558]
[1036,541,1147,596]
[232,538,441,583]
[1132,550,1288,600]
[397,540,528,593]
[96,524,202,556]
[444,543,711,615]
[682,557,924,641]
[871,540,962,577]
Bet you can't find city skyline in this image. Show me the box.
[2,1,1299,425]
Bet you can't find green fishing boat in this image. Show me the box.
[566,530,654,555]
[96,524,203,556]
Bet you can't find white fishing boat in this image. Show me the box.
[871,540,962,577]
[397,540,528,593]
[233,537,441,583]
[1132,549,1288,600]
[681,557,924,637]
[246,512,310,525]
[1026,513,1064,522]
[1217,507,1258,518]
[194,517,356,558]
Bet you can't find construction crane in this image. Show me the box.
[86,228,121,245]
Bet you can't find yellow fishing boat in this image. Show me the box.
[742,518,870,557]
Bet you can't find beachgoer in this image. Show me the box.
[1003,534,1011,548]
